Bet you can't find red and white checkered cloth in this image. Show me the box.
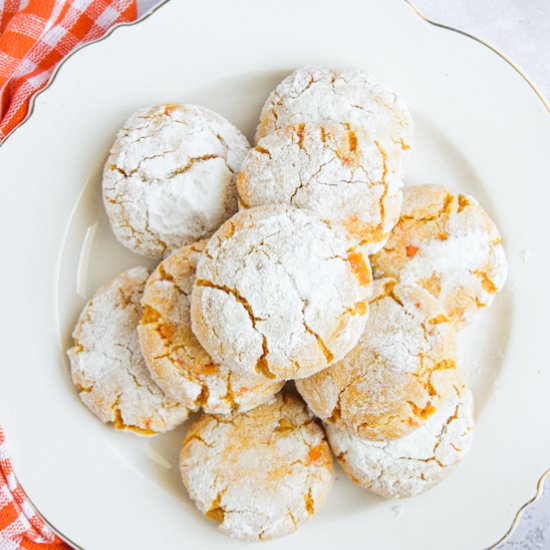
[0,2,139,547]
[0,0,137,141]
[0,428,68,549]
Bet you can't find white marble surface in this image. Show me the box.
[134,1,550,548]
[413,0,550,101]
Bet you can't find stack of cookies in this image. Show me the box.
[68,67,508,542]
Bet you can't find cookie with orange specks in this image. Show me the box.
[371,184,508,328]
[237,122,403,253]
[326,376,474,498]
[296,278,458,441]
[103,103,249,259]
[67,267,188,435]
[180,393,334,541]
[190,204,372,381]
[256,67,413,175]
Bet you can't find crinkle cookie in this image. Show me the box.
[190,204,372,381]
[237,122,403,253]
[371,184,508,328]
[103,104,249,259]
[138,240,283,414]
[296,278,457,441]
[255,67,413,174]
[67,267,188,435]
[180,393,334,541]
[326,377,474,498]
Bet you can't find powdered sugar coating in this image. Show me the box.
[138,240,283,414]
[371,184,508,328]
[190,205,372,381]
[180,393,334,541]
[103,104,250,258]
[256,67,413,175]
[238,122,403,253]
[296,278,457,441]
[326,378,474,498]
[67,267,188,435]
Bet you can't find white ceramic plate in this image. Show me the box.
[1,1,549,548]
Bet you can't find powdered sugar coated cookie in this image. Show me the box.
[238,122,403,253]
[326,377,474,498]
[180,393,333,541]
[296,278,457,441]
[256,67,413,174]
[67,267,188,435]
[191,205,372,381]
[371,184,508,328]
[103,104,249,258]
[138,240,283,414]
